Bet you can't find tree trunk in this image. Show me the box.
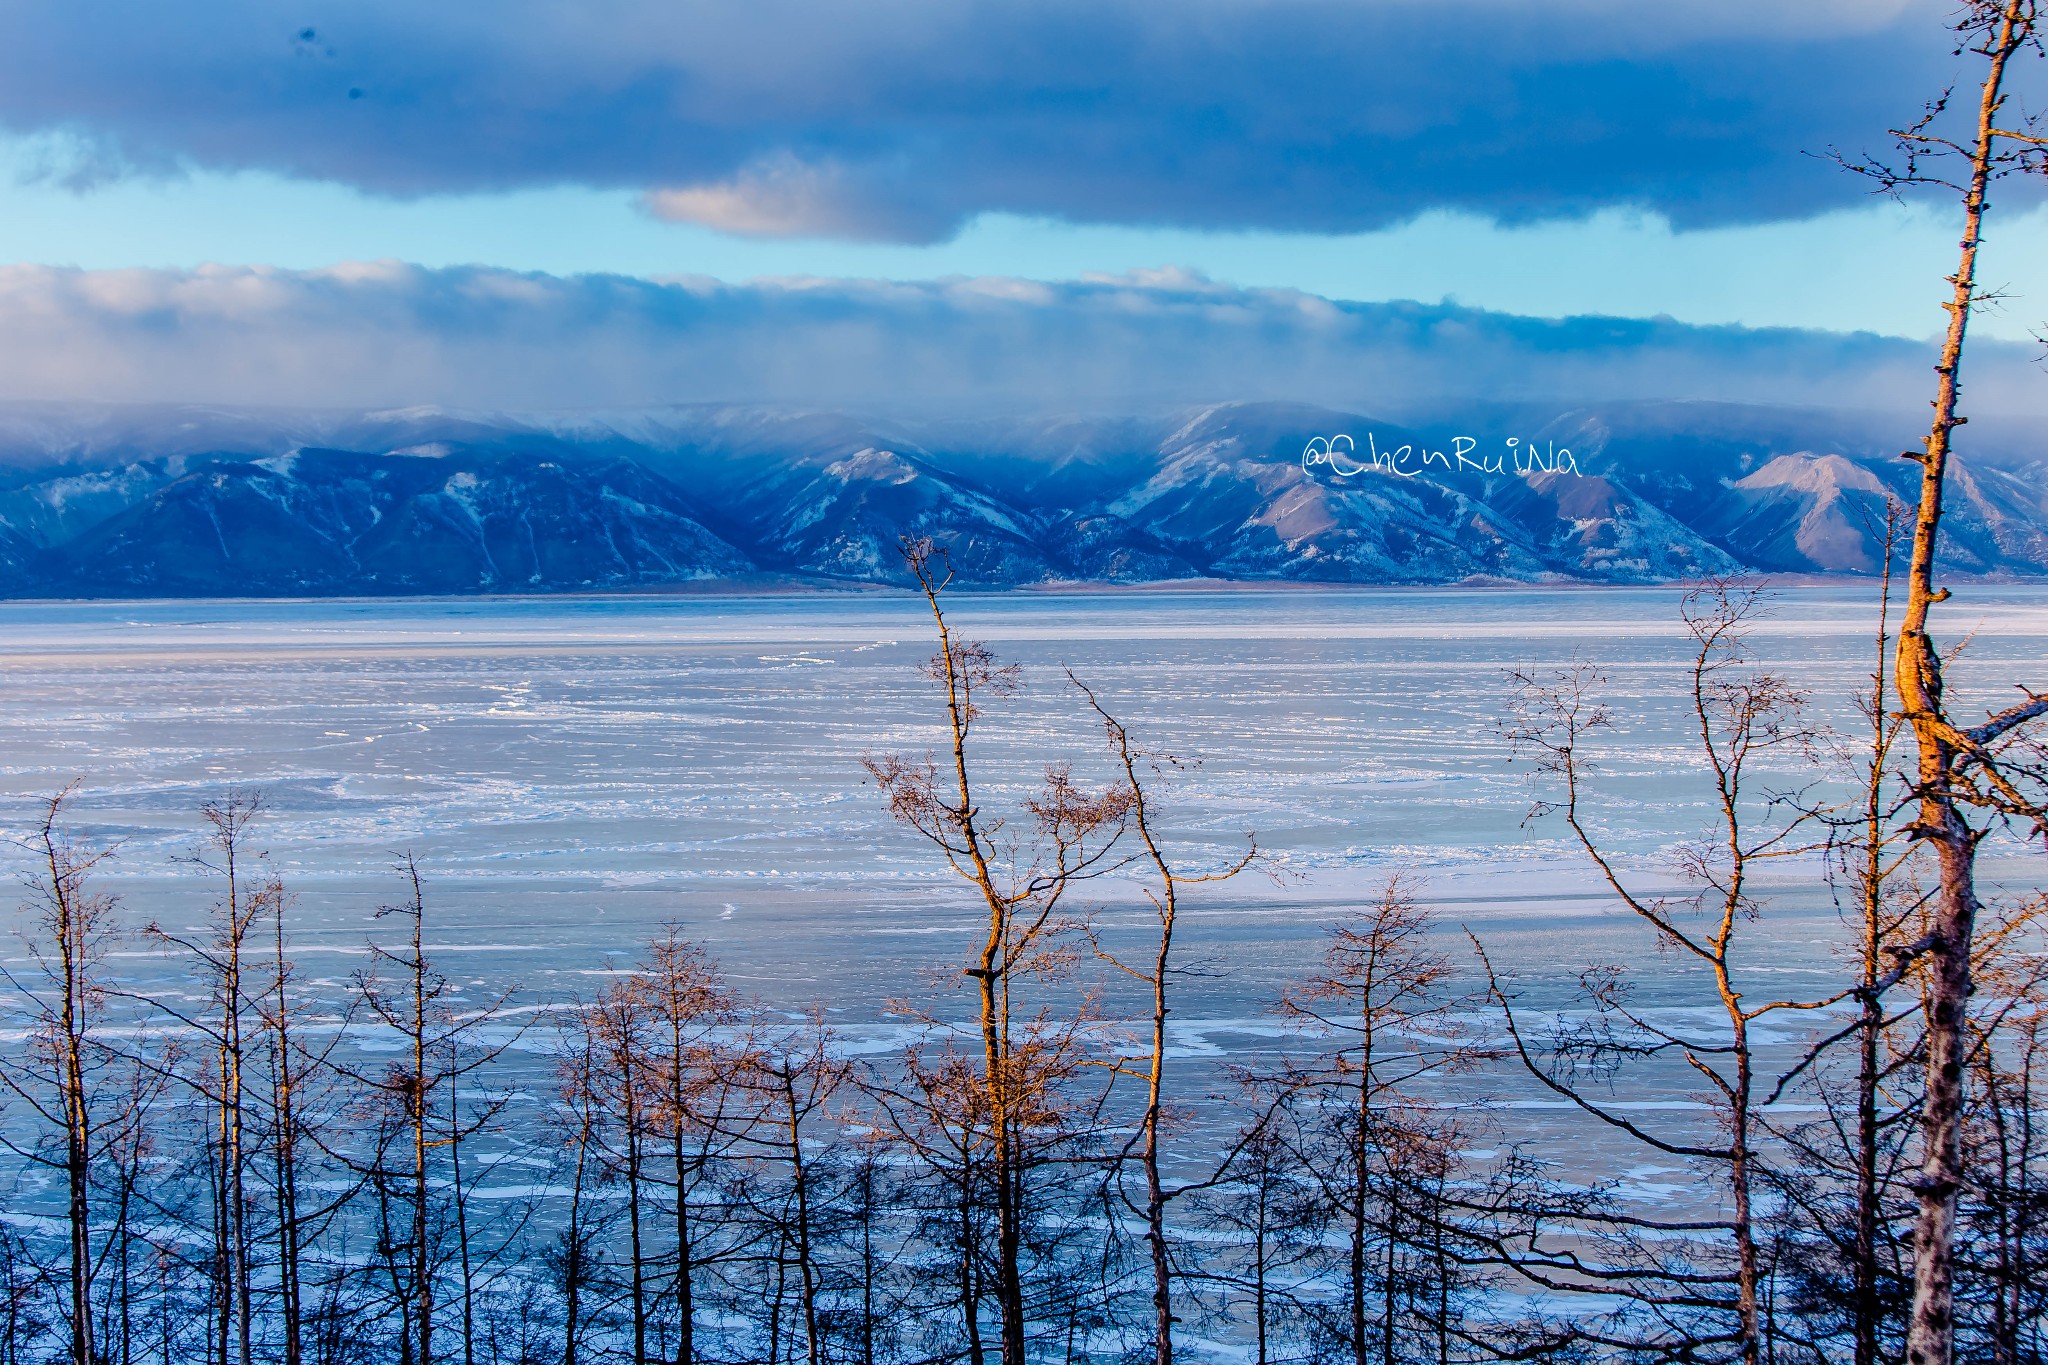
[1854,967,1884,1365]
[673,1112,696,1365]
[784,1073,823,1365]
[450,1076,476,1365]
[1729,1017,1760,1365]
[48,819,96,1365]
[563,1108,591,1365]
[961,1167,986,1365]
[411,903,435,1365]
[1349,1074,1370,1365]
[1854,581,1895,1365]
[625,1080,646,1365]
[981,963,1027,1365]
[271,886,306,1365]
[1895,9,2034,1364]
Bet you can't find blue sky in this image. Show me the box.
[4,140,2042,342]
[0,0,2041,409]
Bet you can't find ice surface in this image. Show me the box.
[3,584,2046,1083]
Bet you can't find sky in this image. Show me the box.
[0,0,2043,412]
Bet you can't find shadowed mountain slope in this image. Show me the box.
[0,399,2040,596]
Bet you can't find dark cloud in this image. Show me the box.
[0,1,2015,241]
[0,261,2039,419]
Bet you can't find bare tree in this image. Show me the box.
[1833,6,2048,1361]
[1276,876,1482,1365]
[139,791,361,1365]
[579,968,662,1365]
[0,1224,45,1365]
[640,927,739,1365]
[1750,517,1937,1365]
[1489,583,1837,1365]
[553,929,749,1365]
[834,1140,912,1365]
[1,788,123,1365]
[551,1014,608,1365]
[1832,513,1926,1365]
[344,855,525,1365]
[143,790,273,1365]
[254,841,327,1365]
[729,1010,852,1365]
[863,1037,992,1365]
[1069,673,1257,1365]
[95,1043,172,1365]
[865,537,1133,1365]
[1196,1115,1318,1365]
[1961,932,2048,1364]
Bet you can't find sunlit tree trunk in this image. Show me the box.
[871,538,1134,1365]
[1887,10,2048,1362]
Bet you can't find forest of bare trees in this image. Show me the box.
[3,522,2046,1365]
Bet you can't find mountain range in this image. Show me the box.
[0,399,2042,596]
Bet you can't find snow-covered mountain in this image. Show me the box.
[0,399,2040,596]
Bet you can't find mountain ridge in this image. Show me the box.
[0,399,2041,596]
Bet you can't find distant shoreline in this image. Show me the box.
[6,571,2033,610]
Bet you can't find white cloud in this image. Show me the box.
[0,261,2038,420]
[643,153,957,244]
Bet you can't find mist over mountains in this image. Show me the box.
[1,399,2044,597]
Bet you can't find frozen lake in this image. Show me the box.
[4,583,2048,1062]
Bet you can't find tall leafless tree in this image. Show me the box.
[1833,5,2048,1361]
[1835,512,1926,1365]
[1748,513,1952,1365]
[2,788,123,1365]
[1489,584,1839,1365]
[641,927,739,1365]
[1071,673,1256,1365]
[730,1009,851,1365]
[1961,931,2048,1363]
[580,967,661,1365]
[343,855,524,1365]
[552,1012,607,1365]
[866,537,1133,1365]
[1278,876,1482,1365]
[144,790,274,1365]
[1196,1115,1319,1365]
[254,842,325,1365]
